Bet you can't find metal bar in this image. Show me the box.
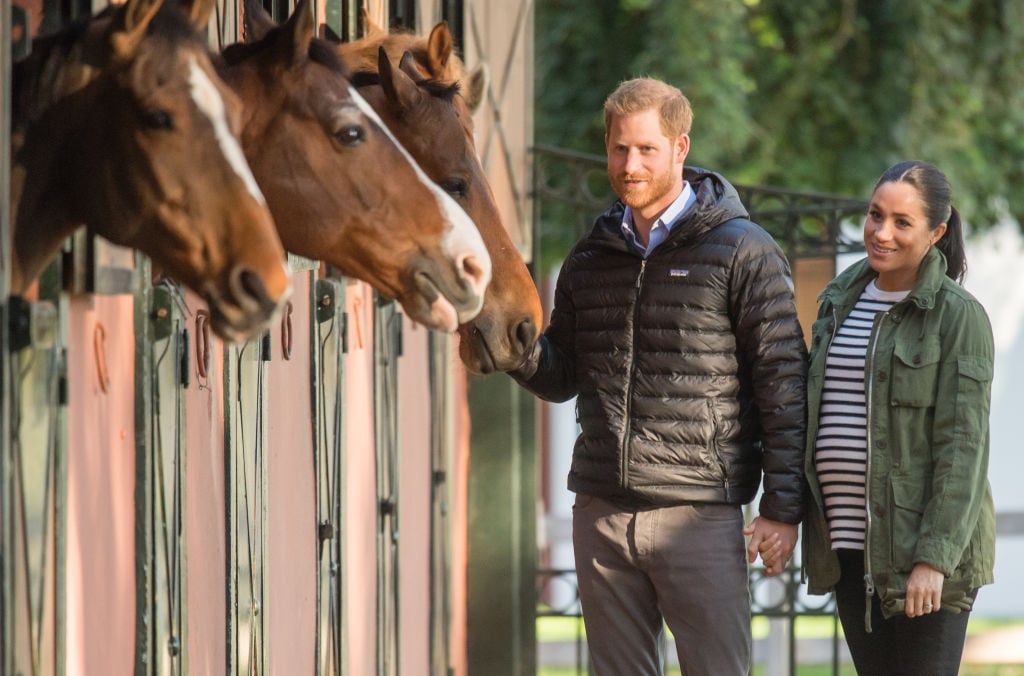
[134,261,157,675]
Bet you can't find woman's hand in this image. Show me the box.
[744,517,797,577]
[905,562,945,617]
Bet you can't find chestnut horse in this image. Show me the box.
[336,22,543,373]
[219,0,491,333]
[9,0,290,341]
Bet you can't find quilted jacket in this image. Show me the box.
[515,167,807,522]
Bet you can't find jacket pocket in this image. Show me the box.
[890,478,925,572]
[891,341,941,407]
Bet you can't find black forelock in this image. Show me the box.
[349,69,460,102]
[220,25,349,77]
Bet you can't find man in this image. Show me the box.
[513,78,807,674]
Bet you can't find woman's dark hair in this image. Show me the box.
[873,160,967,283]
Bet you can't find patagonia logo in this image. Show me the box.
[669,268,690,277]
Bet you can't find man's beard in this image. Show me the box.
[610,166,678,212]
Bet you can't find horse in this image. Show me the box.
[9,0,291,342]
[217,0,492,333]
[334,21,543,373]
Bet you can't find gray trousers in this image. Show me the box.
[572,495,752,676]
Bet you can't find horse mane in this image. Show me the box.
[342,31,468,83]
[12,3,205,130]
[11,19,91,128]
[221,28,351,78]
[348,69,460,103]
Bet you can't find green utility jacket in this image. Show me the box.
[802,247,995,621]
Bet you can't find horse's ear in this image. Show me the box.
[379,47,421,113]
[360,6,387,38]
[110,0,163,60]
[179,0,215,28]
[425,21,453,77]
[463,62,488,114]
[398,49,424,83]
[242,0,276,42]
[277,0,314,64]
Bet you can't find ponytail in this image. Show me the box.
[936,205,967,283]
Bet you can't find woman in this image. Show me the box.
[801,160,995,675]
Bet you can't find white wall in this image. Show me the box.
[960,220,1024,617]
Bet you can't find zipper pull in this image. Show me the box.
[864,573,875,596]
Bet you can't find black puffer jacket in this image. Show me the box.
[516,168,807,523]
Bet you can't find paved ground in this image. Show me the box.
[540,627,1024,671]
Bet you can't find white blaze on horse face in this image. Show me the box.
[344,86,492,294]
[187,55,267,205]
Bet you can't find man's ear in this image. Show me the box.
[675,134,690,163]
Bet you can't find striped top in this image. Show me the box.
[814,281,909,550]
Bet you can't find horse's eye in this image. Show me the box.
[142,108,174,131]
[336,124,366,146]
[440,177,468,199]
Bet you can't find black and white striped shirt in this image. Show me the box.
[814,281,908,550]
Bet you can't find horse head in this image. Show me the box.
[338,24,542,373]
[10,0,291,341]
[219,0,492,333]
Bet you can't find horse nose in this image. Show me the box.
[231,265,289,315]
[458,252,489,300]
[513,315,538,353]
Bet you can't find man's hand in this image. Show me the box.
[744,517,797,577]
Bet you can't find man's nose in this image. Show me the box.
[624,149,643,173]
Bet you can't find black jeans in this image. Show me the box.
[834,549,973,676]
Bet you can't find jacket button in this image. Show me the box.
[813,335,821,345]
[875,506,887,518]
[913,354,922,365]
[877,371,888,382]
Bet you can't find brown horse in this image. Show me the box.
[9,0,290,342]
[219,0,491,333]
[336,22,542,373]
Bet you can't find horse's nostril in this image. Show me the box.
[459,254,487,290]
[514,317,537,350]
[234,267,270,307]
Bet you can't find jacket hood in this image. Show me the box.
[588,166,750,251]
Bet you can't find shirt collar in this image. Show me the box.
[620,181,695,257]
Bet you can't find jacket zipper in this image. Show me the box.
[707,399,730,501]
[862,310,887,632]
[621,259,647,491]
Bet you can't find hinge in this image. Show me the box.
[151,286,174,341]
[315,279,336,324]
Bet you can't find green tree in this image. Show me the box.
[535,0,1024,253]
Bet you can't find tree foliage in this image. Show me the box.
[535,0,1024,234]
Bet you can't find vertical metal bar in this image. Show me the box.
[312,277,349,675]
[373,295,401,676]
[428,331,453,675]
[1,0,14,670]
[312,281,323,676]
[334,291,348,676]
[223,344,238,676]
[134,260,157,675]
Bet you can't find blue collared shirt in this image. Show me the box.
[620,182,696,258]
